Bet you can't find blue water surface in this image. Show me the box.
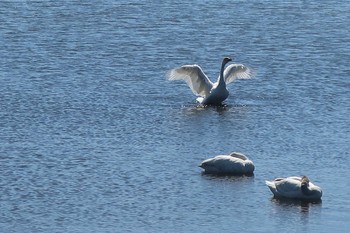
[0,1,349,232]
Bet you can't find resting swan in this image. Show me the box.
[199,152,255,175]
[167,57,253,105]
[266,176,323,200]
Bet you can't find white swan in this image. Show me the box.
[265,176,323,200]
[199,152,255,175]
[167,57,253,105]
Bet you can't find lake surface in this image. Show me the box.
[1,1,349,232]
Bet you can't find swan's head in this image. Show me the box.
[301,176,310,186]
[223,57,232,64]
[301,175,322,199]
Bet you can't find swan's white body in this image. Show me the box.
[167,57,253,105]
[199,152,255,175]
[265,176,322,200]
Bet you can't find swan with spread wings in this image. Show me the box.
[167,57,253,105]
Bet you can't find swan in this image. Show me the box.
[265,176,323,200]
[167,57,253,105]
[199,152,255,175]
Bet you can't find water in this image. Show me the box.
[0,1,349,232]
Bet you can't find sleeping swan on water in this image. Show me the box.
[265,176,322,200]
[199,152,255,175]
[167,57,253,105]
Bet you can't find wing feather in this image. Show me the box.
[223,64,254,85]
[167,65,213,97]
[275,177,301,197]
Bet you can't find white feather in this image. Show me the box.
[223,64,254,85]
[167,57,253,105]
[265,176,322,200]
[199,152,255,175]
[166,65,213,97]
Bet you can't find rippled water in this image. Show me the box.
[1,1,349,232]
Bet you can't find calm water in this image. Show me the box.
[1,1,349,232]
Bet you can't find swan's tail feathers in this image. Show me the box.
[265,180,275,189]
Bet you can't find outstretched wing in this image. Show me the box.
[167,65,213,97]
[223,64,254,85]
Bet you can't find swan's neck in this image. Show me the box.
[218,61,227,87]
[301,182,314,196]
